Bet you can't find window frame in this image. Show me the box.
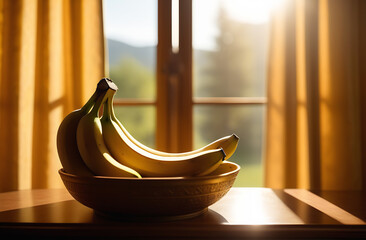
[112,0,267,152]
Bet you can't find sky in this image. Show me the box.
[103,0,283,50]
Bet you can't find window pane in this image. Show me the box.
[193,0,271,97]
[103,0,157,99]
[194,105,265,187]
[114,106,156,148]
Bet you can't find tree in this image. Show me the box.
[110,58,155,99]
[109,58,155,148]
[196,7,265,166]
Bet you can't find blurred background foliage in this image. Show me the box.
[106,7,268,186]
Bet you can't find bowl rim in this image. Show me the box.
[59,161,240,181]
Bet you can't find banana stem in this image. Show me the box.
[107,95,121,123]
[91,89,113,117]
[80,78,117,114]
[80,90,99,114]
[109,95,117,119]
[102,95,113,120]
[101,88,121,121]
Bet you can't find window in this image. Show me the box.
[103,0,273,186]
[103,0,157,148]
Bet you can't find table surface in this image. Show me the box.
[1,187,366,239]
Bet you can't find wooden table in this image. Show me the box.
[0,188,365,239]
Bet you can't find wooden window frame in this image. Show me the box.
[113,0,266,152]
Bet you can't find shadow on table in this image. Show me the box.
[272,189,340,224]
[0,199,227,224]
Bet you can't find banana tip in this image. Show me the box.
[220,147,226,161]
[232,133,239,140]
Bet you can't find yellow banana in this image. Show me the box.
[111,110,239,159]
[76,82,141,178]
[101,92,226,177]
[56,80,109,176]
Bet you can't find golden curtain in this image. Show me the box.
[265,0,366,190]
[0,0,105,192]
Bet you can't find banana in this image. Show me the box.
[56,82,108,176]
[112,111,239,159]
[100,78,239,159]
[101,91,226,177]
[76,81,141,178]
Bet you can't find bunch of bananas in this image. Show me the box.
[57,78,239,178]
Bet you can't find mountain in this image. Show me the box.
[106,39,156,71]
[106,38,210,72]
[106,37,266,96]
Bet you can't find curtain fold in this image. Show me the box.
[0,0,105,192]
[265,0,366,190]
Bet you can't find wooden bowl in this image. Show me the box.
[59,161,240,220]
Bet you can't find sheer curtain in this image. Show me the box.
[0,0,105,192]
[265,0,366,190]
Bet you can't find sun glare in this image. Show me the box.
[222,0,285,24]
